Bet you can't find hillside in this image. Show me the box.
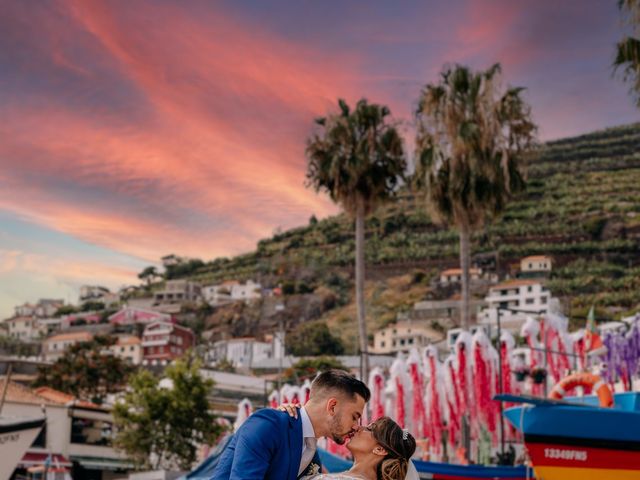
[170,122,640,315]
[149,124,640,343]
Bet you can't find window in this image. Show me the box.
[408,338,414,344]
[400,339,405,346]
[71,417,113,446]
[380,341,385,348]
[529,263,533,269]
[541,296,548,304]
[525,298,534,305]
[527,286,533,293]
[392,340,396,347]
[130,346,135,352]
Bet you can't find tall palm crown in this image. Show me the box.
[306,98,406,379]
[306,99,406,215]
[615,0,640,106]
[414,64,536,328]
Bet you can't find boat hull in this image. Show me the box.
[503,393,640,480]
[525,438,640,479]
[0,417,46,480]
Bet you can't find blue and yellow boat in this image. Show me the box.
[502,390,640,479]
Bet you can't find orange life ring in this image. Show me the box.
[549,372,613,407]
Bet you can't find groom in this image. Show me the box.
[211,369,370,480]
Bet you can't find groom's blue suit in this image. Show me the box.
[211,408,322,480]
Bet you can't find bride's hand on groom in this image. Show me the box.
[276,403,301,418]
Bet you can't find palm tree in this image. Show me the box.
[414,64,536,329]
[615,0,640,106]
[306,98,406,378]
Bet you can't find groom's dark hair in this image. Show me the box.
[310,369,371,402]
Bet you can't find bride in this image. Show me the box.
[312,416,417,480]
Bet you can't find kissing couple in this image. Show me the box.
[212,369,418,480]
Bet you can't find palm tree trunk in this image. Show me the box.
[459,223,471,330]
[355,202,369,381]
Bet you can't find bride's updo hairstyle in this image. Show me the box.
[370,417,416,480]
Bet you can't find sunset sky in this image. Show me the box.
[1,0,637,318]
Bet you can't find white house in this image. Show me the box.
[439,268,482,285]
[370,322,441,355]
[14,299,64,318]
[202,280,262,306]
[3,316,47,341]
[209,337,274,368]
[520,255,553,274]
[478,279,556,332]
[108,335,142,365]
[43,331,93,361]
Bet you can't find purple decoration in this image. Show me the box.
[600,318,640,388]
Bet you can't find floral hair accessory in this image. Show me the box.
[402,429,409,440]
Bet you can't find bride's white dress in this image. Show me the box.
[311,474,368,479]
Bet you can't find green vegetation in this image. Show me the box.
[32,335,135,404]
[113,356,223,471]
[156,122,640,327]
[286,321,345,356]
[282,356,347,383]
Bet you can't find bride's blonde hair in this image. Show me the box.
[369,417,416,480]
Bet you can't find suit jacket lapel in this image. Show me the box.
[287,413,303,480]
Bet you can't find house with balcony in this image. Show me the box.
[42,331,93,361]
[2,380,130,479]
[478,279,556,332]
[141,321,194,365]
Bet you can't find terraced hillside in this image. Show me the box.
[175,123,640,314]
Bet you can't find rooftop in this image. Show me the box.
[521,255,552,262]
[44,331,93,343]
[441,268,481,276]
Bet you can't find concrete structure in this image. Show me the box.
[208,337,274,368]
[370,322,442,355]
[109,335,143,365]
[478,279,555,332]
[42,331,93,361]
[141,321,194,365]
[154,280,201,305]
[520,255,553,276]
[2,380,130,479]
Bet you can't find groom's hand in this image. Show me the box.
[276,403,301,418]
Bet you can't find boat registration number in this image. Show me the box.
[544,448,588,461]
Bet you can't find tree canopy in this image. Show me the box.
[113,357,224,470]
[286,321,345,357]
[33,335,134,403]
